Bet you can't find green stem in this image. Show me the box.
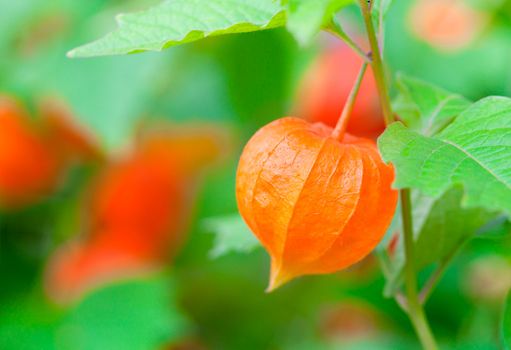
[356,1,439,348]
[419,260,449,305]
[401,189,439,350]
[332,62,368,140]
[374,249,392,278]
[326,17,371,63]
[357,0,393,125]
[419,241,464,304]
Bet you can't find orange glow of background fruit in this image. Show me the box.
[295,43,385,139]
[45,229,158,302]
[90,151,185,242]
[0,98,62,207]
[408,0,485,52]
[45,127,225,301]
[0,96,101,208]
[236,117,398,290]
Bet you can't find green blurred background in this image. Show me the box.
[1,0,511,349]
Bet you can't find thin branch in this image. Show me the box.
[419,241,464,304]
[326,17,371,64]
[396,291,409,312]
[374,249,392,278]
[332,62,368,140]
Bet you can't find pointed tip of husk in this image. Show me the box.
[265,261,295,293]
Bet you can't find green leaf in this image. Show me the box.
[384,187,496,296]
[392,74,471,136]
[413,188,496,268]
[68,0,285,58]
[504,290,511,349]
[379,96,511,215]
[286,0,351,46]
[203,214,260,258]
[414,187,496,268]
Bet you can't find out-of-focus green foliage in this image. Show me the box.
[0,274,189,350]
[504,291,511,349]
[385,0,511,99]
[0,0,178,150]
[1,0,511,349]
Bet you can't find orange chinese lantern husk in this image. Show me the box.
[236,117,398,291]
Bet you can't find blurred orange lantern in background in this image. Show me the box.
[408,0,486,52]
[0,96,101,209]
[45,124,226,302]
[44,229,158,302]
[294,42,385,140]
[319,301,384,343]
